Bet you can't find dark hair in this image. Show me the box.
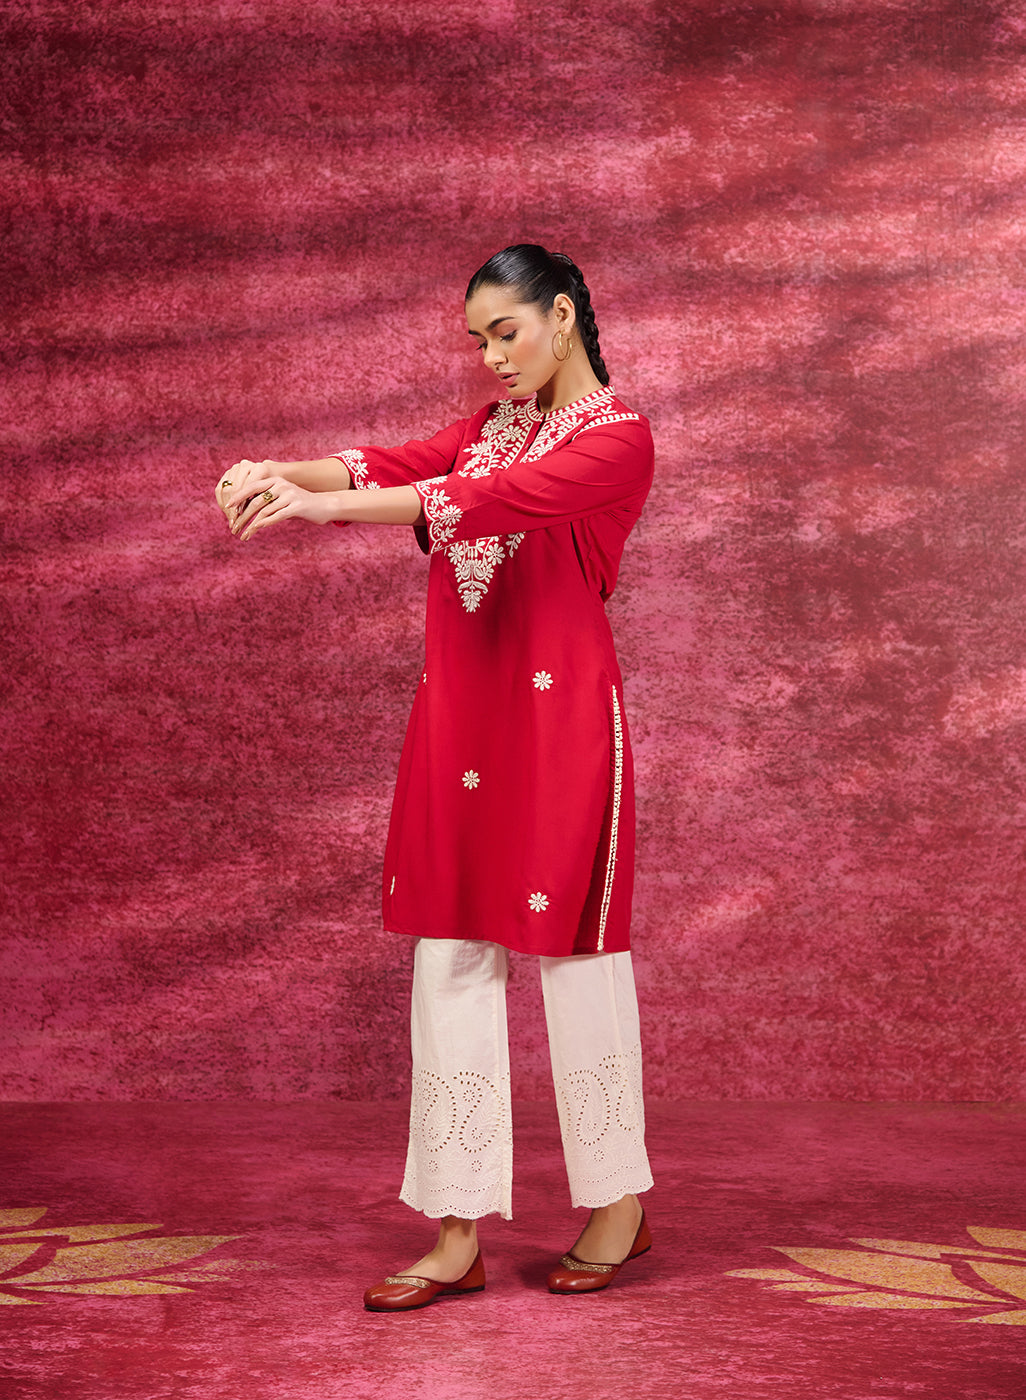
[465,244,610,386]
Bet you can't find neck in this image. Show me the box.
[535,360,604,414]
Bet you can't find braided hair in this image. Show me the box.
[465,244,610,386]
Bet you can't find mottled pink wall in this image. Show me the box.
[3,1,1024,1100]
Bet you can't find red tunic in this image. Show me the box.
[334,385,654,957]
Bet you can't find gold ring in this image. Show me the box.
[262,490,275,504]
[221,479,232,488]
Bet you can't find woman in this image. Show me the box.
[218,245,655,1310]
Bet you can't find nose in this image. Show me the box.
[484,342,507,370]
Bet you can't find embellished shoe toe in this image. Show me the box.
[363,1251,486,1312]
[547,1213,652,1294]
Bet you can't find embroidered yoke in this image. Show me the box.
[333,386,654,957]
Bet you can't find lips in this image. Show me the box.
[498,372,519,387]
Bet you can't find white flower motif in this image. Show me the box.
[462,770,480,789]
[528,892,549,913]
[533,671,553,691]
[457,399,536,479]
[418,480,463,549]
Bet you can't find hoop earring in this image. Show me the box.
[554,331,574,363]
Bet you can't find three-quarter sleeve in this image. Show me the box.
[409,417,655,552]
[331,417,470,492]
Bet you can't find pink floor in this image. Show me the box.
[1,1101,1025,1399]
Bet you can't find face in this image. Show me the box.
[465,286,571,398]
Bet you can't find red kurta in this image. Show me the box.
[334,385,654,957]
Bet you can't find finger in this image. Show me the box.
[224,462,269,508]
[240,496,290,541]
[231,483,283,535]
[216,473,239,514]
[223,467,252,512]
[227,478,276,521]
[218,469,245,515]
[226,473,278,513]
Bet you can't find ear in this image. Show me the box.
[552,293,577,333]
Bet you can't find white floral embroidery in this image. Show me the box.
[573,411,642,434]
[458,399,538,478]
[418,478,463,548]
[521,386,616,462]
[462,770,480,789]
[523,412,583,461]
[533,671,553,690]
[440,388,624,610]
[334,449,381,490]
[438,402,540,608]
[528,892,549,913]
[448,533,524,613]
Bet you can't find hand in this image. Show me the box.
[215,459,279,525]
[226,473,342,540]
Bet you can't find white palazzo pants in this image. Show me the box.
[399,938,654,1221]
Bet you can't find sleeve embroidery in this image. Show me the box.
[334,449,381,490]
[417,477,464,549]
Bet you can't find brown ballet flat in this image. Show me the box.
[363,1251,486,1312]
[547,1212,652,1294]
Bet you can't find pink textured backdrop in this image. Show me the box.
[3,1,1024,1100]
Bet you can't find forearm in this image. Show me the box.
[223,471,423,539]
[321,483,424,526]
[275,457,352,492]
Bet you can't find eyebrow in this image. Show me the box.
[467,316,517,338]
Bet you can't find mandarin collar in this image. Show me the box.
[512,385,615,423]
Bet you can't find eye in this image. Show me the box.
[500,331,516,343]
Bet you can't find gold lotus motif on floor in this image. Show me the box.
[728,1226,1026,1323]
[0,1208,263,1304]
